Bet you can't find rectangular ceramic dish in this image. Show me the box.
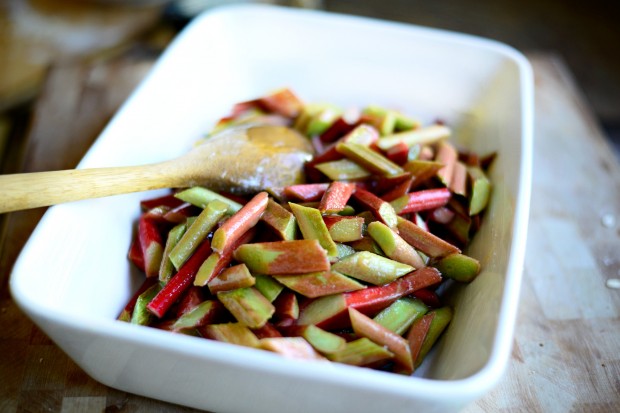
[10,4,533,412]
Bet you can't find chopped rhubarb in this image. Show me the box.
[318,181,356,213]
[373,297,427,336]
[323,215,364,243]
[336,142,404,176]
[407,313,434,367]
[217,287,275,329]
[367,221,426,269]
[283,183,329,202]
[396,216,460,258]
[257,88,304,118]
[211,191,269,253]
[332,251,414,285]
[147,239,212,318]
[207,263,256,294]
[274,270,365,298]
[261,199,297,240]
[233,239,330,275]
[259,337,326,360]
[376,124,451,151]
[349,308,413,374]
[435,140,458,186]
[201,322,260,348]
[390,188,451,214]
[352,188,398,228]
[138,213,164,278]
[289,202,338,258]
[325,337,393,366]
[432,253,480,282]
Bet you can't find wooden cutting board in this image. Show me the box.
[0,52,618,412]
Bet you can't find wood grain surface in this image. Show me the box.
[0,52,618,413]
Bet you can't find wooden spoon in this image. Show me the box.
[0,125,314,213]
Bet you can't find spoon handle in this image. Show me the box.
[0,163,179,213]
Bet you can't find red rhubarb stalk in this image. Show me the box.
[147,239,212,318]
[138,214,164,277]
[211,191,268,253]
[392,188,451,214]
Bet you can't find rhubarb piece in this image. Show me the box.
[414,306,453,367]
[373,297,427,336]
[318,181,356,213]
[212,192,269,253]
[289,202,338,258]
[207,263,255,294]
[127,234,145,272]
[332,251,414,285]
[376,124,451,151]
[435,140,458,186]
[319,116,357,143]
[314,158,372,181]
[175,186,242,214]
[390,188,452,215]
[349,308,413,374]
[352,188,398,228]
[233,239,330,275]
[261,199,297,240]
[433,253,480,282]
[411,288,441,308]
[171,300,227,332]
[169,200,228,270]
[201,322,260,348]
[274,270,365,298]
[385,141,410,165]
[407,313,434,365]
[379,175,413,201]
[323,215,364,242]
[138,214,164,278]
[367,221,425,269]
[282,324,346,354]
[140,193,184,211]
[175,286,205,318]
[162,203,200,224]
[362,105,397,135]
[336,142,404,176]
[273,290,299,320]
[283,183,329,202]
[259,337,325,360]
[305,105,342,136]
[194,227,257,286]
[325,337,393,366]
[335,242,356,259]
[403,160,444,189]
[258,88,304,118]
[468,165,491,215]
[298,267,442,329]
[347,237,384,255]
[396,216,460,258]
[118,277,158,321]
[254,274,284,302]
[252,323,283,339]
[147,239,212,318]
[217,287,275,329]
[159,223,187,283]
[450,161,468,197]
[130,283,161,326]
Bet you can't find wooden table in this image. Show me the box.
[0,51,618,412]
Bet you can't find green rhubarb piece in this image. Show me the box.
[336,142,403,176]
[324,216,364,243]
[367,221,425,269]
[174,186,242,214]
[403,160,444,188]
[208,263,255,294]
[233,239,330,275]
[335,242,356,259]
[376,124,451,151]
[194,251,223,287]
[217,287,275,329]
[314,158,372,181]
[201,322,260,348]
[373,297,427,336]
[468,166,491,215]
[159,223,187,283]
[305,105,342,136]
[362,105,396,135]
[415,306,453,368]
[169,199,228,270]
[259,337,325,360]
[274,270,365,298]
[254,274,284,302]
[261,199,298,240]
[299,324,346,354]
[433,253,480,282]
[336,205,356,216]
[131,283,161,326]
[171,300,221,332]
[331,251,414,285]
[289,203,338,258]
[326,337,394,366]
[347,237,384,255]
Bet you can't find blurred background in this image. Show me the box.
[1,0,619,167]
